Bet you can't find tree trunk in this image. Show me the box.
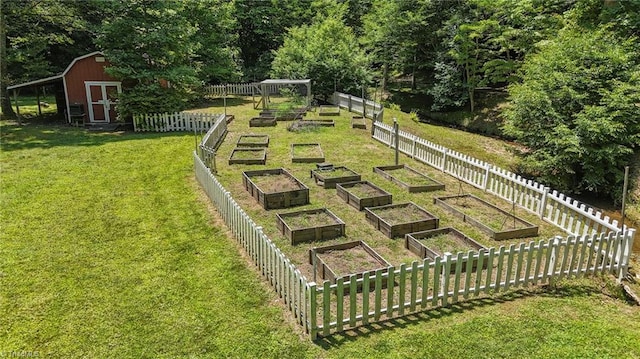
[0,9,16,119]
[466,65,475,113]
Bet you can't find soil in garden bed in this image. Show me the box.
[426,233,473,254]
[317,167,356,179]
[448,197,526,231]
[348,182,384,198]
[238,135,268,145]
[386,167,439,186]
[293,144,323,158]
[318,246,384,277]
[282,211,338,229]
[250,173,303,193]
[371,205,431,224]
[231,149,264,160]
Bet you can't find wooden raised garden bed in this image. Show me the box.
[228,148,267,165]
[242,168,310,210]
[351,116,367,129]
[291,143,325,163]
[276,208,345,245]
[318,105,340,116]
[434,194,539,240]
[405,227,488,272]
[237,134,269,147]
[299,119,335,127]
[249,117,276,127]
[259,108,306,120]
[374,164,445,193]
[336,181,392,211]
[310,166,361,189]
[365,202,439,238]
[310,240,391,293]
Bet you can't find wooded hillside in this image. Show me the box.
[2,0,638,203]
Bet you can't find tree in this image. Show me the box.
[429,0,569,112]
[361,0,437,92]
[271,14,370,99]
[234,0,314,81]
[503,28,640,200]
[1,0,98,118]
[187,0,241,84]
[96,0,201,118]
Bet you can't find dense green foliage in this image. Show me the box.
[3,0,639,199]
[96,0,241,118]
[1,0,104,116]
[503,28,640,199]
[271,12,369,99]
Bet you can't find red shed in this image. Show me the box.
[8,51,122,124]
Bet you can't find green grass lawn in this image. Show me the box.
[2,105,640,358]
[1,95,58,117]
[0,122,313,358]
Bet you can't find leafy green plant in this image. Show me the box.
[271,15,371,100]
[503,27,640,201]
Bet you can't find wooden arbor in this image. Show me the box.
[259,79,312,110]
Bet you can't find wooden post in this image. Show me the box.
[13,89,19,117]
[211,149,217,174]
[251,83,255,108]
[362,85,366,119]
[411,135,416,159]
[36,86,41,116]
[311,249,317,282]
[441,148,448,172]
[393,118,399,165]
[223,84,227,119]
[193,116,199,152]
[621,166,629,232]
[619,166,631,282]
[483,164,492,191]
[547,237,559,277]
[370,115,376,137]
[309,282,317,340]
[539,187,550,218]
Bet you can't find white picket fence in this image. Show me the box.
[197,114,229,172]
[194,152,313,334]
[133,112,223,132]
[372,121,636,253]
[205,82,287,97]
[206,83,257,97]
[309,232,633,339]
[193,107,636,340]
[331,92,384,121]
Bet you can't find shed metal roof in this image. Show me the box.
[7,51,105,91]
[7,74,63,90]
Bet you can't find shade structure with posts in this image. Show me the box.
[260,79,312,110]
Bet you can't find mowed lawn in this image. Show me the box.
[2,117,640,358]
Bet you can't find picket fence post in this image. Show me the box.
[539,187,550,218]
[441,148,449,172]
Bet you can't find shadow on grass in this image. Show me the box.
[191,97,255,110]
[0,119,193,152]
[315,282,601,348]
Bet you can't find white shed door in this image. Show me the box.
[85,81,121,123]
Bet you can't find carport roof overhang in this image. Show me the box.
[7,74,63,90]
